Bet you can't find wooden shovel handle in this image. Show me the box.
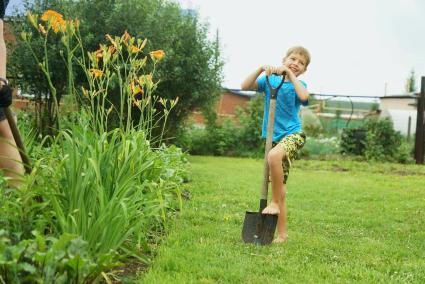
[2,107,31,174]
[260,73,285,201]
[260,98,276,200]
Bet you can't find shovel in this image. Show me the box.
[242,72,286,245]
[2,107,31,174]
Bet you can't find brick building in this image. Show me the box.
[191,88,255,125]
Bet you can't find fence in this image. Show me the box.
[414,76,425,164]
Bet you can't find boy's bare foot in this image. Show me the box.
[262,202,280,215]
[273,236,287,244]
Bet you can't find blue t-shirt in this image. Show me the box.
[257,75,308,142]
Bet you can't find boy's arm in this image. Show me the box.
[286,69,309,102]
[291,76,309,102]
[241,66,264,91]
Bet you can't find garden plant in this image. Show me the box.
[1,9,188,283]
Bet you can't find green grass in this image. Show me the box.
[139,156,425,283]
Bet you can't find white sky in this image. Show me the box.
[177,0,425,96]
[6,0,425,96]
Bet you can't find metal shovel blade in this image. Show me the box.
[242,211,277,245]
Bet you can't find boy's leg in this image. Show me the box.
[274,183,287,242]
[262,144,286,215]
[273,132,306,242]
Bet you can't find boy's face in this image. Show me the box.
[282,52,307,77]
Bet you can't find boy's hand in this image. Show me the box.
[280,65,297,82]
[262,65,295,80]
[262,65,286,76]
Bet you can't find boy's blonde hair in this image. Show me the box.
[285,46,311,68]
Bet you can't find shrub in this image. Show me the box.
[0,230,117,283]
[363,118,402,161]
[340,128,367,155]
[300,136,340,158]
[176,94,265,157]
[340,117,413,163]
[236,94,264,154]
[2,7,190,281]
[302,109,323,137]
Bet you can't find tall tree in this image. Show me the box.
[405,69,417,93]
[10,0,224,140]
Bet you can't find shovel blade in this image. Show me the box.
[242,211,277,245]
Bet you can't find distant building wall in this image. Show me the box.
[190,90,253,126]
[381,109,416,135]
[380,96,416,111]
[3,21,16,44]
[217,91,250,117]
[379,95,418,135]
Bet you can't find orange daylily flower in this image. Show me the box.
[107,45,116,55]
[40,10,66,33]
[130,45,140,54]
[41,10,63,22]
[95,48,103,62]
[52,19,66,33]
[149,50,165,60]
[89,69,104,78]
[130,81,143,96]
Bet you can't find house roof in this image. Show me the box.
[221,89,421,100]
[380,93,418,99]
[224,88,256,98]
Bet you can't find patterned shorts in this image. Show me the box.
[273,132,306,184]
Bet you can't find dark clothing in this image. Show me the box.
[1,0,10,119]
[1,0,9,19]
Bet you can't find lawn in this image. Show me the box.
[139,156,425,283]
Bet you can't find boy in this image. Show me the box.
[241,46,310,243]
[0,0,24,188]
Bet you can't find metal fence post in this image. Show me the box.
[414,76,425,164]
[407,116,411,142]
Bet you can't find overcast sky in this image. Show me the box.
[177,0,425,96]
[6,0,425,96]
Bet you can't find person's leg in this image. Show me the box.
[274,182,287,242]
[262,144,286,215]
[274,158,291,243]
[273,132,306,243]
[0,19,6,76]
[0,17,24,187]
[0,118,24,187]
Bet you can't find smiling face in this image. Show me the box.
[282,52,308,77]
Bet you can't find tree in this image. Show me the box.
[9,0,223,140]
[405,69,417,93]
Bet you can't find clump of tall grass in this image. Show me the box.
[0,9,187,282]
